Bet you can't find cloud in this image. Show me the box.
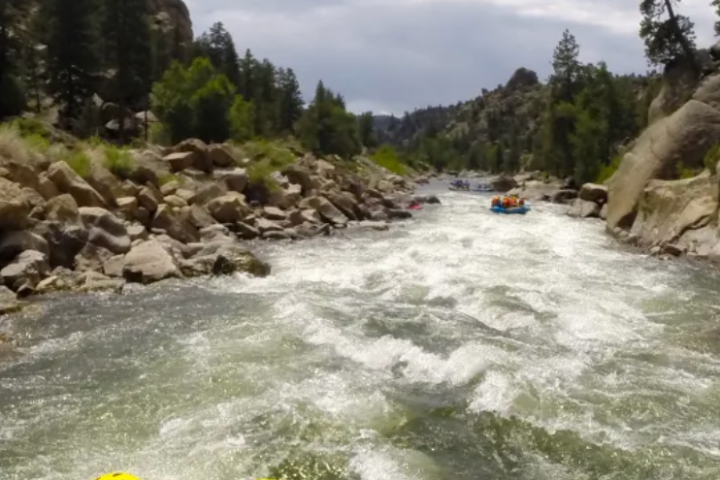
[183,0,719,115]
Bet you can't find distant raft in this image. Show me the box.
[490,195,530,215]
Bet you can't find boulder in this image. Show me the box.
[47,161,106,207]
[164,194,188,208]
[568,199,601,218]
[175,188,195,204]
[123,240,182,284]
[137,184,163,213]
[170,138,213,172]
[86,163,125,207]
[76,270,124,293]
[629,170,718,248]
[578,183,608,204]
[327,191,362,220]
[191,183,225,205]
[193,241,270,277]
[116,196,140,220]
[127,224,149,242]
[151,204,200,244]
[0,250,50,291]
[44,194,81,223]
[281,164,314,194]
[206,192,250,223]
[73,242,114,273]
[187,204,216,229]
[551,189,579,204]
[263,206,287,221]
[163,151,195,171]
[38,221,89,269]
[79,207,131,255]
[0,177,32,230]
[234,221,260,240]
[160,180,180,196]
[215,167,247,193]
[298,195,349,226]
[387,209,412,220]
[0,285,24,316]
[256,218,284,234]
[289,208,321,226]
[208,144,235,167]
[607,75,720,230]
[490,174,518,192]
[0,231,49,263]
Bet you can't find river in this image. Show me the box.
[1,184,720,480]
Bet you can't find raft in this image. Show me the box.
[490,204,530,214]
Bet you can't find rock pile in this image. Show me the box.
[0,138,435,302]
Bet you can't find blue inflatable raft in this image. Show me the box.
[490,205,530,214]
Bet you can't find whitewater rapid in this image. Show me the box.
[1,184,719,480]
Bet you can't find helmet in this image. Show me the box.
[93,474,142,480]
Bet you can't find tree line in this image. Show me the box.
[0,1,374,160]
[383,0,720,182]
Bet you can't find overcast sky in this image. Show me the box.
[184,0,718,115]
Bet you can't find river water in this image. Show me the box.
[2,184,720,480]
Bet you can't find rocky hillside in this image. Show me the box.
[0,124,435,315]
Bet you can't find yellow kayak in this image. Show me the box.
[93,474,277,480]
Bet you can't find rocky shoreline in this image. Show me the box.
[0,137,440,321]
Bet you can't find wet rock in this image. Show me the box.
[567,199,601,218]
[206,192,250,223]
[414,195,441,204]
[39,221,89,269]
[151,204,199,244]
[298,195,348,226]
[578,183,608,204]
[0,250,50,291]
[0,285,24,316]
[74,243,114,273]
[551,189,579,204]
[123,240,182,284]
[387,209,412,220]
[0,231,49,263]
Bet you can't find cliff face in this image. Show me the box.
[148,0,194,60]
[590,46,720,259]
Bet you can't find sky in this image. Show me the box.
[183,0,718,115]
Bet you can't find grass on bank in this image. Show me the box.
[0,120,137,179]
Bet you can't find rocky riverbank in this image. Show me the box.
[0,135,438,317]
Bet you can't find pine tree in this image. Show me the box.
[45,0,100,128]
[639,0,697,74]
[550,29,582,103]
[103,0,153,142]
[194,22,241,88]
[0,0,29,117]
[276,67,303,133]
[357,112,377,148]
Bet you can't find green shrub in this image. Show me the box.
[247,158,281,192]
[104,145,135,178]
[371,144,408,175]
[596,154,622,184]
[8,117,51,139]
[64,150,92,178]
[158,172,185,186]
